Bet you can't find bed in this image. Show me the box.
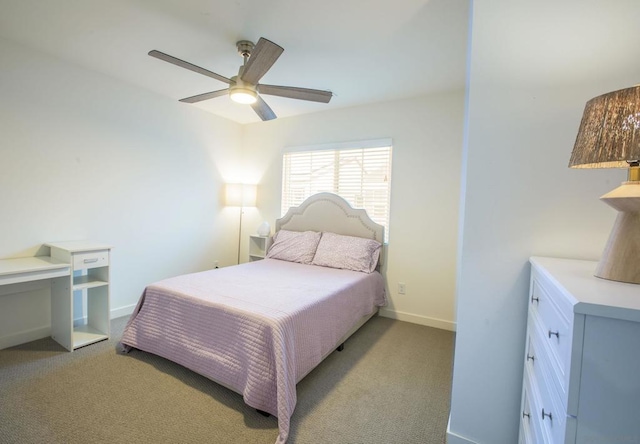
[119,192,386,444]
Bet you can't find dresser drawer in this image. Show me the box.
[72,250,109,270]
[529,311,569,407]
[523,326,539,383]
[530,273,573,393]
[525,356,567,444]
[520,368,543,444]
[535,363,567,443]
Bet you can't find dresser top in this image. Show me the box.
[530,256,640,322]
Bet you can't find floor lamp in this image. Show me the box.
[225,183,257,264]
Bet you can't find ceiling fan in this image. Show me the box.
[149,37,333,121]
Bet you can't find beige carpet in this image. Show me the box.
[0,315,454,443]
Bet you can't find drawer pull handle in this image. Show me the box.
[531,295,539,304]
[541,408,553,421]
[526,354,535,363]
[83,258,99,264]
[548,330,559,339]
[522,411,530,419]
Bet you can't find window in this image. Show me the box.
[281,139,392,242]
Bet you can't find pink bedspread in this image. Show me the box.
[120,258,386,444]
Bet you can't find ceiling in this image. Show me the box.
[0,0,469,124]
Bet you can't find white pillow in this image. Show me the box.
[312,232,382,273]
[266,230,321,264]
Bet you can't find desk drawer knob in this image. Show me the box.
[548,330,559,339]
[531,295,539,304]
[526,354,535,363]
[542,408,553,421]
[522,411,530,420]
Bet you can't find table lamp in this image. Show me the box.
[569,85,640,284]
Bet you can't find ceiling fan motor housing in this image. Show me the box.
[236,40,255,59]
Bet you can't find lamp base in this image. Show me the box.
[595,182,640,284]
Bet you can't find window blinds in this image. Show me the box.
[281,142,392,242]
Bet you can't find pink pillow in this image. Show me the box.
[266,230,321,264]
[312,232,381,273]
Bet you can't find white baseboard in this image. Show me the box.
[378,308,456,331]
[0,304,137,350]
[111,303,136,319]
[6,306,444,349]
[0,325,50,350]
[447,415,479,444]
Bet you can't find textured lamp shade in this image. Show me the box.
[569,85,640,284]
[569,85,640,169]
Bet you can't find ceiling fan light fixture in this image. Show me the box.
[229,73,258,104]
[229,88,257,104]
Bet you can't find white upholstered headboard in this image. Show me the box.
[275,193,384,243]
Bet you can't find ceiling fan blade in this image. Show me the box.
[179,89,229,103]
[258,84,333,103]
[240,38,284,85]
[149,50,232,84]
[251,95,277,121]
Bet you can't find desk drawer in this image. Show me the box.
[73,250,109,270]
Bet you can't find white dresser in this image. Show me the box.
[520,257,640,443]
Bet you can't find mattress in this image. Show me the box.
[120,258,386,444]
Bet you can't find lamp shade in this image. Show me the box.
[225,183,257,207]
[569,85,640,169]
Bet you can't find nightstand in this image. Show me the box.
[249,235,272,261]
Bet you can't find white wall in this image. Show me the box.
[241,92,465,330]
[0,37,243,348]
[448,1,640,443]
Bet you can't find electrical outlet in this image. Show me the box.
[398,282,406,295]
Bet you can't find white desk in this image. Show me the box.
[0,256,70,285]
[0,242,111,351]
